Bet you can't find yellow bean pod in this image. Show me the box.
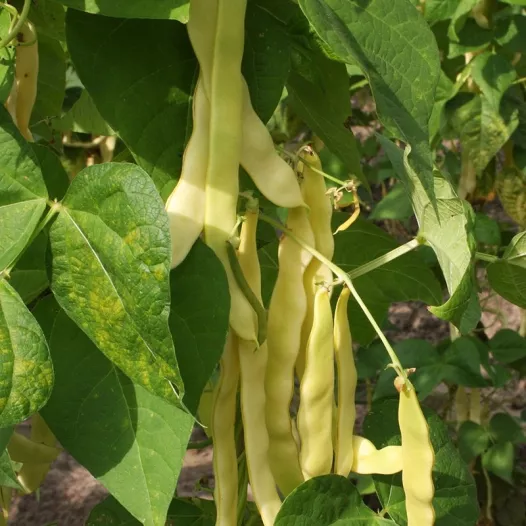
[265,202,314,495]
[14,22,38,142]
[7,431,59,465]
[237,209,281,526]
[212,331,240,526]
[333,287,357,477]
[298,286,334,480]
[165,77,209,268]
[296,147,334,380]
[351,435,403,475]
[397,379,435,526]
[188,0,305,210]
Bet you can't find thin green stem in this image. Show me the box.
[259,212,406,378]
[348,238,420,280]
[475,252,499,264]
[187,437,213,450]
[482,464,493,523]
[276,145,348,187]
[0,0,32,48]
[513,77,526,85]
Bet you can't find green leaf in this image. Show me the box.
[87,496,217,526]
[487,231,526,308]
[0,280,53,427]
[58,0,189,21]
[448,0,479,41]
[298,0,440,203]
[489,413,526,444]
[32,34,66,125]
[275,474,396,525]
[450,94,517,176]
[8,230,49,304]
[37,296,194,526]
[286,38,365,186]
[482,442,515,483]
[364,399,479,526]
[31,143,70,201]
[457,421,491,463]
[489,329,526,364]
[495,15,526,54]
[243,2,292,123]
[169,240,230,414]
[0,449,22,490]
[380,137,480,333]
[470,52,516,111]
[0,107,48,272]
[87,496,140,525]
[54,90,115,136]
[424,0,459,25]
[369,183,413,221]
[66,10,197,199]
[0,10,15,104]
[49,163,181,404]
[474,213,501,247]
[25,0,66,41]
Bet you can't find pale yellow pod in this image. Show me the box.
[240,81,304,209]
[14,22,38,142]
[193,0,257,342]
[296,147,334,380]
[212,331,240,526]
[265,203,314,496]
[237,210,282,526]
[334,287,357,477]
[297,286,334,480]
[398,381,435,526]
[351,436,403,475]
[7,432,59,464]
[469,388,481,425]
[4,75,18,126]
[188,0,305,210]
[165,78,209,268]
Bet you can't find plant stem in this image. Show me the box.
[482,464,494,523]
[0,0,32,48]
[4,202,61,276]
[348,238,421,280]
[259,212,406,378]
[475,252,499,264]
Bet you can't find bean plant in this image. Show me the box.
[0,0,525,525]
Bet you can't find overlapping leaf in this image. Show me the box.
[487,231,526,308]
[169,240,230,414]
[49,162,181,404]
[0,280,53,427]
[380,137,480,333]
[0,108,48,272]
[66,11,197,199]
[298,0,440,202]
[36,296,193,526]
[58,0,189,21]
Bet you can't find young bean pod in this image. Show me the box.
[397,378,435,526]
[298,286,334,480]
[237,209,282,526]
[265,201,314,495]
[165,78,209,268]
[334,287,357,477]
[296,146,334,380]
[212,331,241,526]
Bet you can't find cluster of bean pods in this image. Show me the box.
[166,1,436,524]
